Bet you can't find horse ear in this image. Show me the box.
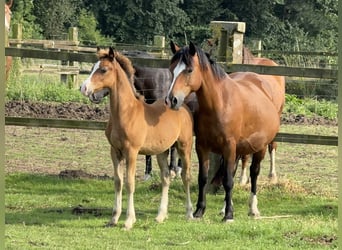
[6,0,13,8]
[109,47,115,60]
[189,41,196,56]
[170,41,180,54]
[96,47,101,52]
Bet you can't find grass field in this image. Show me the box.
[5,123,338,249]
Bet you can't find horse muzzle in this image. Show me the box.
[166,94,184,110]
[89,88,110,104]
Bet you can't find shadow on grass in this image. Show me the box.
[6,173,337,227]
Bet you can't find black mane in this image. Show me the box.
[171,44,226,80]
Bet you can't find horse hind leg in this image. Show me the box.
[169,144,182,178]
[176,143,193,220]
[155,151,171,223]
[248,148,266,218]
[239,155,249,185]
[268,142,278,184]
[144,155,152,181]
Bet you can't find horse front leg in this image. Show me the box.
[193,145,209,218]
[156,151,171,223]
[107,147,124,227]
[221,145,236,222]
[124,150,138,230]
[248,148,266,218]
[220,154,241,215]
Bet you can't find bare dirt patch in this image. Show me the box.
[5,100,338,126]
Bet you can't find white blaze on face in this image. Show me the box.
[80,61,101,96]
[166,60,186,98]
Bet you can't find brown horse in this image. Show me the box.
[236,47,286,185]
[5,0,13,82]
[80,47,194,229]
[166,41,280,222]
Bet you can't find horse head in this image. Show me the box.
[80,47,140,104]
[166,41,205,110]
[80,47,115,103]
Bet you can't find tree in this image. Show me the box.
[78,9,111,45]
[83,0,189,44]
[33,0,81,39]
[10,0,42,39]
[180,0,231,44]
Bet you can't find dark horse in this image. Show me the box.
[133,65,180,179]
[133,64,198,179]
[166,42,281,222]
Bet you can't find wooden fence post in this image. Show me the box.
[11,23,22,46]
[210,21,245,63]
[153,35,165,58]
[251,39,262,57]
[61,27,79,88]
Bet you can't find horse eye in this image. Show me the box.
[99,67,107,74]
[187,68,193,73]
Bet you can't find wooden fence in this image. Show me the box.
[4,117,338,146]
[5,47,338,79]
[4,47,338,146]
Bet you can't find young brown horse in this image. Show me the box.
[236,47,286,185]
[166,42,280,222]
[80,47,194,229]
[5,0,13,82]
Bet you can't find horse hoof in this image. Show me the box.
[186,213,194,220]
[268,175,278,184]
[144,174,152,181]
[105,221,116,227]
[248,211,261,218]
[222,218,234,223]
[124,222,133,230]
[193,208,205,218]
[155,215,166,223]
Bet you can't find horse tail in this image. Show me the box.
[210,156,225,186]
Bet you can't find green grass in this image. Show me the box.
[6,74,89,103]
[5,124,337,248]
[5,173,338,249]
[5,70,338,249]
[283,94,337,120]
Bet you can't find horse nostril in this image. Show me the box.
[171,96,178,107]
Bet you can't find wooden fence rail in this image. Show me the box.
[5,117,338,146]
[5,47,338,79]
